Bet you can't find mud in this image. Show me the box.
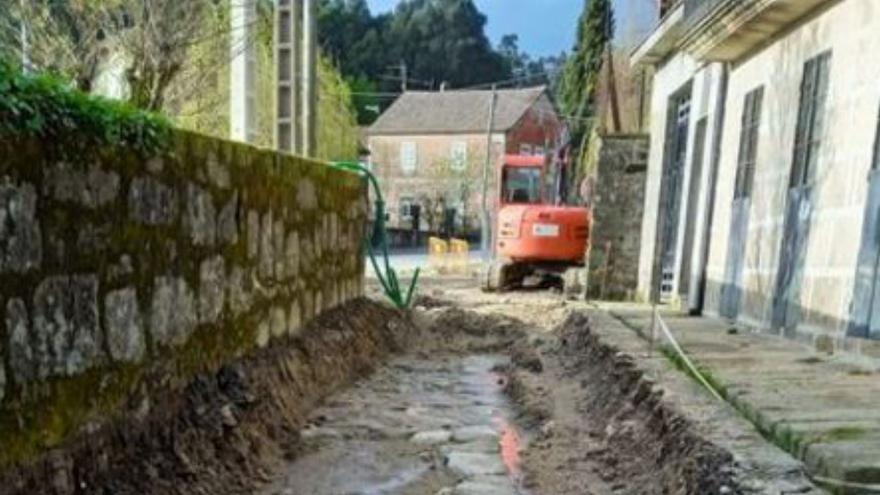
[252,303,536,495]
[505,311,740,494]
[2,286,790,494]
[0,299,414,495]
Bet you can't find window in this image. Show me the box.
[400,141,417,173]
[534,145,546,156]
[399,197,416,219]
[790,51,832,188]
[519,143,533,155]
[502,167,542,204]
[734,86,765,199]
[451,141,467,171]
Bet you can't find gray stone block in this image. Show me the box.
[217,193,239,245]
[445,452,506,477]
[300,234,314,270]
[247,209,260,260]
[288,300,301,337]
[259,211,275,279]
[273,219,285,279]
[206,153,231,189]
[199,256,226,324]
[45,162,120,209]
[256,318,270,348]
[32,275,102,378]
[184,183,216,247]
[105,288,145,363]
[270,306,286,339]
[297,179,317,210]
[129,177,177,225]
[150,276,197,347]
[6,298,33,383]
[227,265,253,316]
[285,231,300,279]
[0,180,42,273]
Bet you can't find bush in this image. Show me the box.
[0,60,171,154]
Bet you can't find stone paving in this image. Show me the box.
[258,354,523,495]
[598,302,880,491]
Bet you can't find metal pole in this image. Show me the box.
[480,85,499,261]
[302,0,318,157]
[400,61,408,92]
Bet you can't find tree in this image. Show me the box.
[385,0,508,89]
[560,0,614,142]
[2,0,219,111]
[317,0,514,122]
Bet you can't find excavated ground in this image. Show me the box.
[2,281,807,494]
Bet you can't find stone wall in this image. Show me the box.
[0,130,366,466]
[587,134,649,300]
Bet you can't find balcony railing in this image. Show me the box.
[683,0,730,28]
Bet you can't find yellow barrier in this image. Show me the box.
[448,239,469,274]
[428,237,470,274]
[428,237,449,271]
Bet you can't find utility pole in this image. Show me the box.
[230,0,257,143]
[302,0,318,157]
[400,61,408,92]
[275,0,302,153]
[480,85,498,260]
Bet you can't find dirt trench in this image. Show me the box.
[2,295,750,494]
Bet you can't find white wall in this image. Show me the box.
[704,0,880,335]
[637,51,724,305]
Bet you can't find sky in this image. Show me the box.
[365,0,659,58]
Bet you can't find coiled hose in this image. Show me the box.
[330,161,420,310]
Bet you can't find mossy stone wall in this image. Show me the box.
[0,129,366,467]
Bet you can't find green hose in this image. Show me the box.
[330,161,420,310]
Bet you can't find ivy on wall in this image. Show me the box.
[0,60,171,155]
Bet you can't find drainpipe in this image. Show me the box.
[692,62,729,315]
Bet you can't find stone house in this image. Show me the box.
[633,0,880,353]
[367,87,563,237]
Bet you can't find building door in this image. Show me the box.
[655,84,692,301]
[678,118,708,300]
[772,52,831,331]
[720,87,764,319]
[848,106,880,339]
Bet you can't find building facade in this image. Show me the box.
[634,0,880,351]
[367,88,563,237]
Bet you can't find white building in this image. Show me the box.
[633,0,880,354]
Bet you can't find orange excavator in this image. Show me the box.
[483,154,591,293]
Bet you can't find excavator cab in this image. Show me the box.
[500,158,543,205]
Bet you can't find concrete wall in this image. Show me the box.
[703,0,880,341]
[0,130,366,466]
[588,134,649,300]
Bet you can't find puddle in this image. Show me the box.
[258,354,528,495]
